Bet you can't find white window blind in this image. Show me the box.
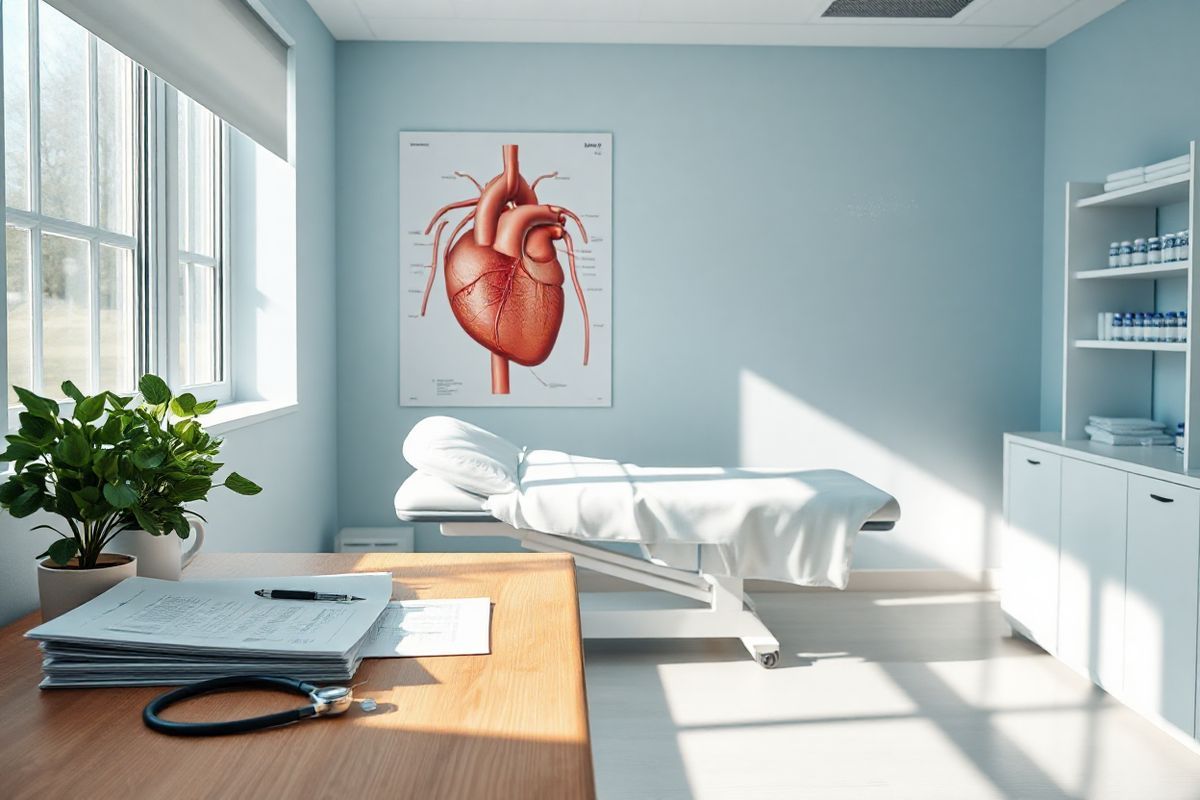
[42,0,288,160]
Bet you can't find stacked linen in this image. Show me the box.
[1085,416,1173,446]
[1104,166,1145,192]
[1145,154,1191,182]
[1103,155,1191,192]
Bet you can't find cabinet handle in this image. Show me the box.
[1150,493,1175,504]
[1026,458,1041,466]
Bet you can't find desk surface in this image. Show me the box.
[0,552,594,800]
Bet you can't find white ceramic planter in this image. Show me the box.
[109,520,205,581]
[37,553,137,621]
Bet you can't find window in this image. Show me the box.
[172,94,224,389]
[3,0,227,411]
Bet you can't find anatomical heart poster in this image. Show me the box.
[399,131,612,407]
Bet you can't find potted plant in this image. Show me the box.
[0,374,262,620]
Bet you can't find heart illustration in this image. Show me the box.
[420,145,589,394]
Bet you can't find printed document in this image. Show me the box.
[361,598,491,657]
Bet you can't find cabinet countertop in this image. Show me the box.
[1007,432,1200,490]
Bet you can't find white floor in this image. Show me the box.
[583,589,1200,800]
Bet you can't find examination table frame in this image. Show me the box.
[434,518,896,668]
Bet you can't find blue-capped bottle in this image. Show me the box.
[1180,311,1189,343]
[1123,312,1136,341]
[1166,311,1179,343]
[1109,242,1121,268]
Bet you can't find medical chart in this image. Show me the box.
[360,597,492,658]
[398,131,612,407]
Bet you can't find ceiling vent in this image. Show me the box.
[822,0,975,18]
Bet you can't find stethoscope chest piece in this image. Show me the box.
[144,675,354,736]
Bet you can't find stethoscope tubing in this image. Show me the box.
[143,675,322,736]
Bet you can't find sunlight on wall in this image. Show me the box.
[738,369,999,574]
[229,130,297,403]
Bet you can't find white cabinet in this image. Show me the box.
[1123,474,1200,736]
[1057,459,1126,690]
[1003,443,1062,651]
[1003,433,1200,744]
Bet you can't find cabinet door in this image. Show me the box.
[1003,443,1062,650]
[1124,475,1200,736]
[1057,459,1126,690]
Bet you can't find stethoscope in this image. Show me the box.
[143,675,358,736]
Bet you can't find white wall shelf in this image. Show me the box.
[1061,140,1199,470]
[1076,172,1190,208]
[1075,339,1187,352]
[1075,262,1190,281]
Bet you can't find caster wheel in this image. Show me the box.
[758,651,779,669]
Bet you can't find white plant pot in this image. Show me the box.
[109,520,205,581]
[37,553,137,622]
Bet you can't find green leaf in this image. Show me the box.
[13,386,59,421]
[42,538,79,566]
[102,481,139,509]
[138,374,172,405]
[99,414,124,445]
[0,440,43,463]
[10,487,43,518]
[176,476,212,501]
[169,392,197,418]
[131,505,160,535]
[131,448,165,470]
[54,431,91,467]
[74,394,106,423]
[60,380,85,404]
[106,393,133,411]
[18,412,55,443]
[224,472,262,496]
[0,479,26,504]
[193,399,218,416]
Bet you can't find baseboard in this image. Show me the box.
[576,568,999,593]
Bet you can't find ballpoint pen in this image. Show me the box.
[255,589,365,602]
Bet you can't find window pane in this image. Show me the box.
[41,232,89,397]
[176,261,217,386]
[38,2,89,224]
[176,99,189,253]
[96,40,132,235]
[98,244,133,392]
[178,95,216,258]
[190,263,216,384]
[4,0,30,210]
[7,226,32,403]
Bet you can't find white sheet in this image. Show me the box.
[483,449,895,588]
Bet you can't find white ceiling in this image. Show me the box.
[305,0,1126,48]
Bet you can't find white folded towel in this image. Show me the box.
[1087,416,1166,433]
[1085,426,1174,446]
[1104,176,1146,192]
[1106,166,1144,182]
[1144,164,1189,181]
[1146,154,1190,172]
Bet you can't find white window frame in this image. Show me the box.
[157,84,231,403]
[5,0,141,407]
[5,0,232,425]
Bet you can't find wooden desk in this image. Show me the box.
[0,553,595,800]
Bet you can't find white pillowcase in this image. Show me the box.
[401,416,522,496]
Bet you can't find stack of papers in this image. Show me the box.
[26,574,393,688]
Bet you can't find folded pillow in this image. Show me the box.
[401,416,522,496]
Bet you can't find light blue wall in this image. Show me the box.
[0,0,339,625]
[335,43,1046,572]
[1041,0,1200,429]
